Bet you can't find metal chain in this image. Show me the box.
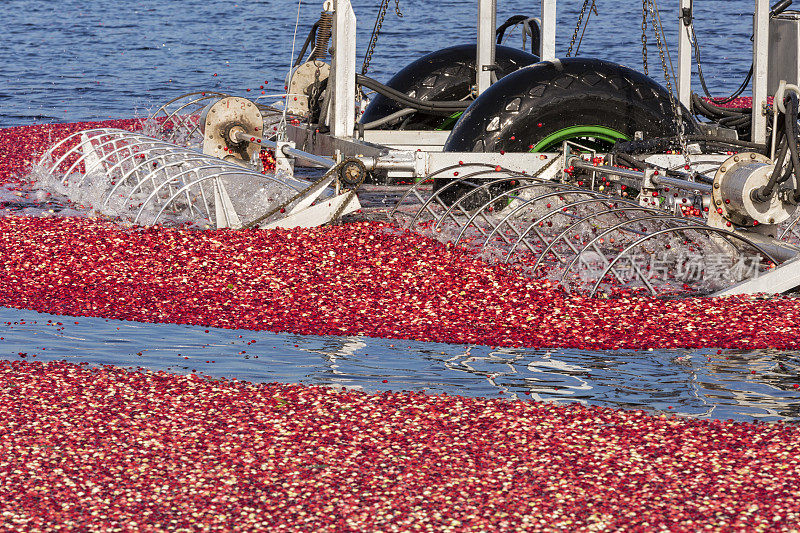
[566,0,591,57]
[362,0,389,76]
[330,169,367,224]
[641,0,649,75]
[362,0,401,76]
[647,0,691,167]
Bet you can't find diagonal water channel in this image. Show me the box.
[2,306,798,423]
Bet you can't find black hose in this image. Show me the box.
[496,15,541,54]
[310,12,333,61]
[691,93,749,118]
[614,153,647,171]
[689,135,767,151]
[754,135,788,201]
[781,93,800,202]
[693,26,753,105]
[294,22,320,67]
[614,134,767,155]
[718,115,751,128]
[496,15,529,43]
[689,0,790,105]
[356,74,470,115]
[772,0,794,17]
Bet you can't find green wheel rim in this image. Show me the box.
[437,111,464,131]
[530,125,629,152]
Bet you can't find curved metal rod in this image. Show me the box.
[433,176,535,232]
[145,171,290,226]
[779,213,800,240]
[74,133,195,186]
[475,183,601,252]
[587,225,779,297]
[405,168,522,228]
[150,92,229,143]
[103,151,212,202]
[96,143,206,195]
[127,163,247,213]
[52,129,174,184]
[161,96,216,125]
[105,156,216,210]
[558,214,696,291]
[71,131,210,186]
[503,198,639,265]
[529,205,668,272]
[134,167,301,224]
[388,163,502,219]
[453,181,579,248]
[36,128,114,174]
[484,188,617,258]
[159,99,214,139]
[59,132,139,184]
[507,193,666,267]
[149,91,229,118]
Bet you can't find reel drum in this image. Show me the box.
[199,97,264,169]
[712,152,797,227]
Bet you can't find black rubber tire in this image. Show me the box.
[359,44,539,130]
[443,57,696,153]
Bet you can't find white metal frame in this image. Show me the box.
[752,0,771,145]
[677,0,692,109]
[293,0,800,296]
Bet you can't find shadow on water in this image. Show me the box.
[2,306,798,423]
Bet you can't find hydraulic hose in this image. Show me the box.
[691,1,791,105]
[294,22,320,67]
[754,135,788,201]
[781,93,800,202]
[496,15,541,54]
[613,134,768,156]
[361,107,416,129]
[772,0,794,17]
[356,74,470,116]
[691,93,749,118]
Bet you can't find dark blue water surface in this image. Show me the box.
[1,0,756,127]
[3,0,799,422]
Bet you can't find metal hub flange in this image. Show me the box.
[200,97,264,169]
[712,152,795,228]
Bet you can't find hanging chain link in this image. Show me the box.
[362,0,389,75]
[641,0,649,75]
[566,0,591,57]
[362,0,401,76]
[647,0,692,167]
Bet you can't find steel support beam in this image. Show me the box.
[329,0,357,138]
[752,0,770,145]
[715,255,800,296]
[540,0,557,61]
[477,0,497,96]
[677,0,693,109]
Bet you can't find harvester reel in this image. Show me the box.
[35,128,302,229]
[147,91,230,146]
[390,168,775,297]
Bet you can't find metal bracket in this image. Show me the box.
[274,140,297,177]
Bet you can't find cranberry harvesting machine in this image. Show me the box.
[38,0,800,297]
